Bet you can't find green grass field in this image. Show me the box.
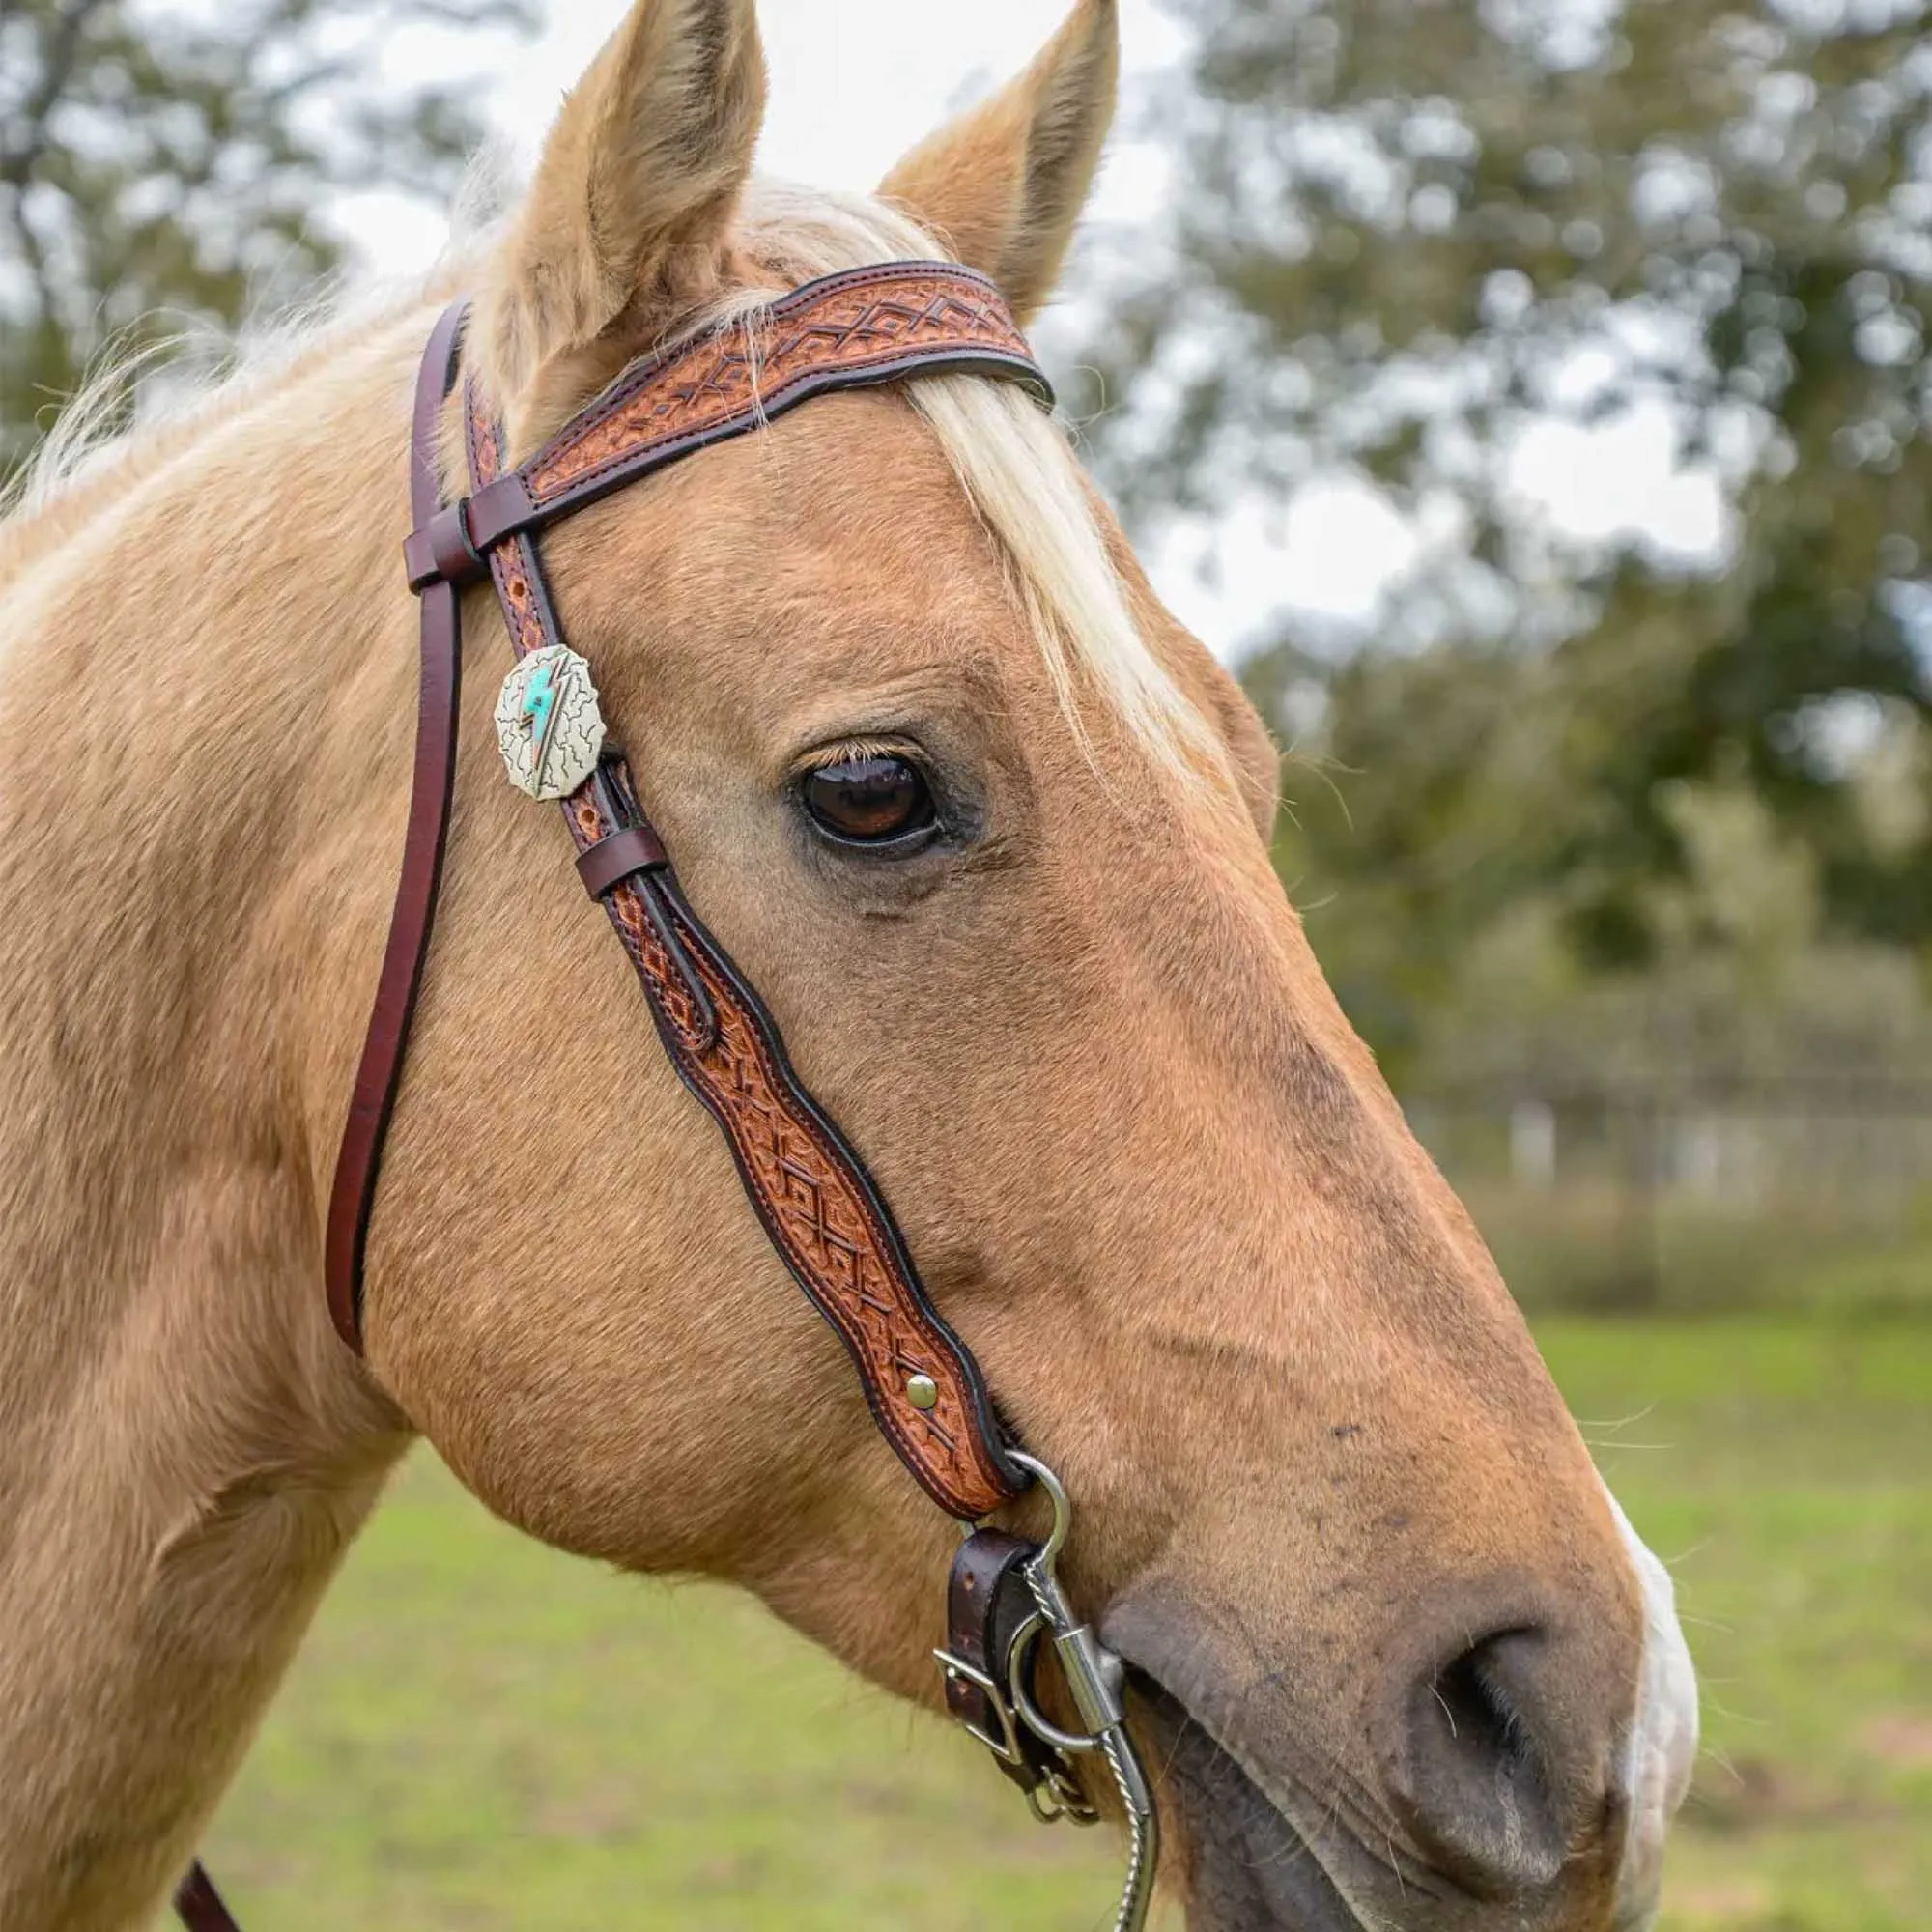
[198,1320,1932,1931]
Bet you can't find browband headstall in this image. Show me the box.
[330,262,1052,1521]
[402,262,1051,595]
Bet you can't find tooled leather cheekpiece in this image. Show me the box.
[327,263,1051,1522]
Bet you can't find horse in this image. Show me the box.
[0,1,1697,1926]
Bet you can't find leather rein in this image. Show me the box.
[174,264,1157,1930]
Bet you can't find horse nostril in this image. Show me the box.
[1435,1633,1536,1772]
[1389,1626,1576,1897]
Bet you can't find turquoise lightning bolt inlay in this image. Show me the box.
[496,645,604,798]
[519,656,564,789]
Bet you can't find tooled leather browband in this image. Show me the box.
[401,263,1050,594]
[328,263,1047,1521]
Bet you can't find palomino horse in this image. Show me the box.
[0,1,1696,1926]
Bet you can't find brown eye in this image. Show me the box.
[802,754,937,846]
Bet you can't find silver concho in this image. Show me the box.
[495,645,606,801]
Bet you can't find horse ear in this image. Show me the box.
[878,0,1118,323]
[486,0,766,396]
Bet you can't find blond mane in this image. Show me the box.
[694,182,1213,775]
[0,283,422,595]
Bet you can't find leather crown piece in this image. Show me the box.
[327,264,1054,1522]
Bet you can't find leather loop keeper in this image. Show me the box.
[577,824,668,898]
[463,472,539,552]
[403,500,487,592]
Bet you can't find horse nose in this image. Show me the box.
[1382,1607,1631,1898]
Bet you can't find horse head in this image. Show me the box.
[0,2,1695,1926]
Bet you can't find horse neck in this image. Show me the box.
[0,305,434,1928]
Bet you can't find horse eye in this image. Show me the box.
[802,754,937,846]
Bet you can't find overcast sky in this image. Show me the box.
[350,3,1181,274]
[340,0,1708,661]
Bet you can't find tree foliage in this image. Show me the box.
[1078,0,1932,1084]
[0,0,533,478]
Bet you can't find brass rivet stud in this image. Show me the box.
[905,1373,940,1410]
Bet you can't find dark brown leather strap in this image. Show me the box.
[323,296,471,1350]
[174,1861,241,1932]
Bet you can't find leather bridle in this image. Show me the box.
[174,264,1158,1930]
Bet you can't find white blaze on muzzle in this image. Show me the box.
[1604,1487,1699,1929]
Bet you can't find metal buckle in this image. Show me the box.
[934,1641,1102,1826]
[933,1646,1029,1767]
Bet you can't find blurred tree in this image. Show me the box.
[0,0,534,480]
[1078,0,1932,1073]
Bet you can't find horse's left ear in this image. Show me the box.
[878,0,1118,323]
[484,0,766,403]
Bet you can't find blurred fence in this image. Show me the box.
[1406,1082,1932,1317]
